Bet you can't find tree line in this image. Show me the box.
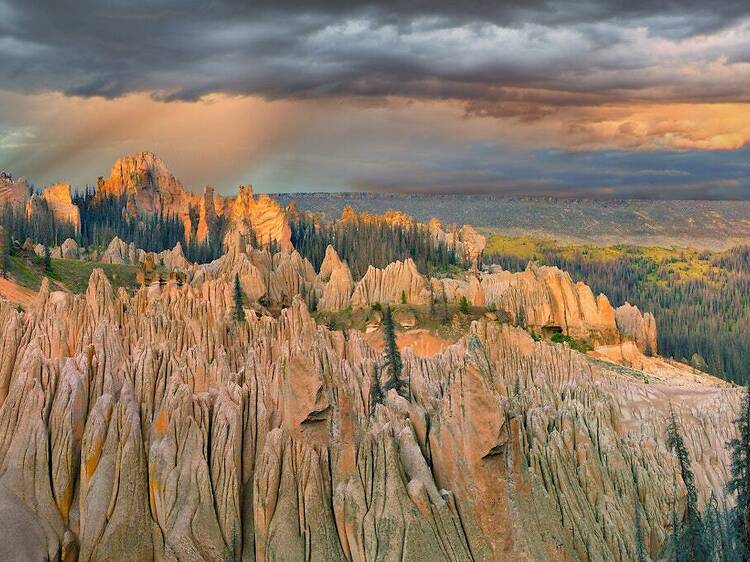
[290,214,466,280]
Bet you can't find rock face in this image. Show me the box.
[196,185,220,244]
[42,183,81,233]
[0,264,738,561]
[223,184,293,252]
[0,171,30,207]
[97,151,188,216]
[615,302,658,355]
[351,258,428,306]
[429,219,486,269]
[317,246,354,311]
[100,236,191,271]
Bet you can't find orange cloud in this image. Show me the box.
[551,103,750,151]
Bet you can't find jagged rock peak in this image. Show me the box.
[41,183,80,233]
[616,301,658,355]
[98,151,186,198]
[0,171,31,207]
[223,184,293,252]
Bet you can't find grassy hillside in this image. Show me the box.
[6,254,140,294]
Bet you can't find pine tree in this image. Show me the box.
[428,275,435,319]
[43,245,52,274]
[667,407,705,561]
[233,273,245,322]
[441,284,449,324]
[704,493,729,562]
[727,383,750,561]
[382,305,406,398]
[369,364,384,416]
[635,501,648,562]
[0,225,10,278]
[459,295,470,315]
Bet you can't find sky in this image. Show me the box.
[1,1,750,198]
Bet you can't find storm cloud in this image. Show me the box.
[1,0,750,198]
[2,0,750,104]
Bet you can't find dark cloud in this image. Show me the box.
[1,0,749,105]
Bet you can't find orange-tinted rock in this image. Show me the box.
[98,151,190,214]
[42,183,81,233]
[223,185,293,252]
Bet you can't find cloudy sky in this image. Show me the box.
[1,0,750,197]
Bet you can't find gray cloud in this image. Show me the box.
[1,0,750,105]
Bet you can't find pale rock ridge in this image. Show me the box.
[351,258,428,307]
[100,236,191,271]
[317,246,354,311]
[0,171,30,207]
[0,257,739,561]
[615,302,658,355]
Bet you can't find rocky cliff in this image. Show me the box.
[41,183,81,233]
[1,176,81,234]
[0,265,738,561]
[0,171,30,207]
[97,151,190,216]
[223,185,293,253]
[95,153,292,251]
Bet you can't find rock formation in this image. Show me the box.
[0,263,738,561]
[60,238,81,260]
[42,183,81,234]
[0,171,30,207]
[429,219,486,269]
[317,246,354,311]
[95,153,293,251]
[100,236,191,271]
[351,258,428,307]
[475,263,618,342]
[615,302,658,355]
[97,151,188,216]
[223,184,293,253]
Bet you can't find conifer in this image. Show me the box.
[727,383,750,561]
[382,305,406,398]
[233,273,245,322]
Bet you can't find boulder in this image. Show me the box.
[60,238,79,259]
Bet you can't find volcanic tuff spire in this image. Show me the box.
[0,251,739,561]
